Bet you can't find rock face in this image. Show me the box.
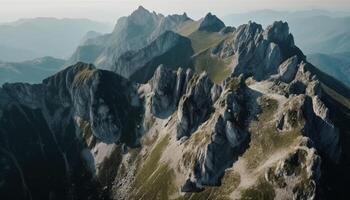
[113,31,194,83]
[176,72,214,139]
[224,22,284,80]
[0,63,142,199]
[198,13,226,32]
[266,138,321,200]
[278,55,300,83]
[263,21,294,48]
[220,26,236,34]
[211,21,305,81]
[68,6,192,69]
[149,65,193,117]
[291,62,341,162]
[3,63,141,144]
[192,87,249,187]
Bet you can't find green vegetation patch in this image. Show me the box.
[178,170,241,200]
[188,31,226,54]
[177,20,201,37]
[193,49,232,83]
[243,96,302,169]
[240,178,276,200]
[131,163,177,200]
[134,134,170,186]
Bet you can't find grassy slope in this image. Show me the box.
[130,134,178,200]
[177,20,233,84]
[243,97,301,169]
[193,49,233,83]
[188,30,227,54]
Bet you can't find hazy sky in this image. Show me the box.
[1,0,350,23]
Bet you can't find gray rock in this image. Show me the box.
[192,90,248,186]
[229,22,284,80]
[149,66,193,118]
[312,96,329,121]
[279,55,300,83]
[266,144,321,199]
[263,21,294,47]
[220,26,236,34]
[176,72,214,139]
[149,65,177,117]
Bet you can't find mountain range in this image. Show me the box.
[0,57,65,85]
[308,52,350,87]
[0,18,112,62]
[0,7,350,200]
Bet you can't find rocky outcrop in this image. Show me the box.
[266,138,321,200]
[20,62,141,144]
[230,22,284,80]
[176,72,214,139]
[302,96,341,163]
[209,21,305,81]
[194,91,248,186]
[275,84,340,163]
[198,13,226,32]
[220,26,236,34]
[263,21,294,48]
[149,65,193,117]
[113,31,193,83]
[278,55,300,83]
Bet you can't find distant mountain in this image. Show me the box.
[68,6,192,69]
[0,18,112,62]
[113,31,194,83]
[79,31,103,45]
[223,9,350,27]
[308,52,350,87]
[223,10,350,55]
[0,56,65,85]
[0,44,39,61]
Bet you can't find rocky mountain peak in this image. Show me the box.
[133,5,151,16]
[263,21,295,48]
[198,12,226,32]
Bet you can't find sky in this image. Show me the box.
[0,0,350,23]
